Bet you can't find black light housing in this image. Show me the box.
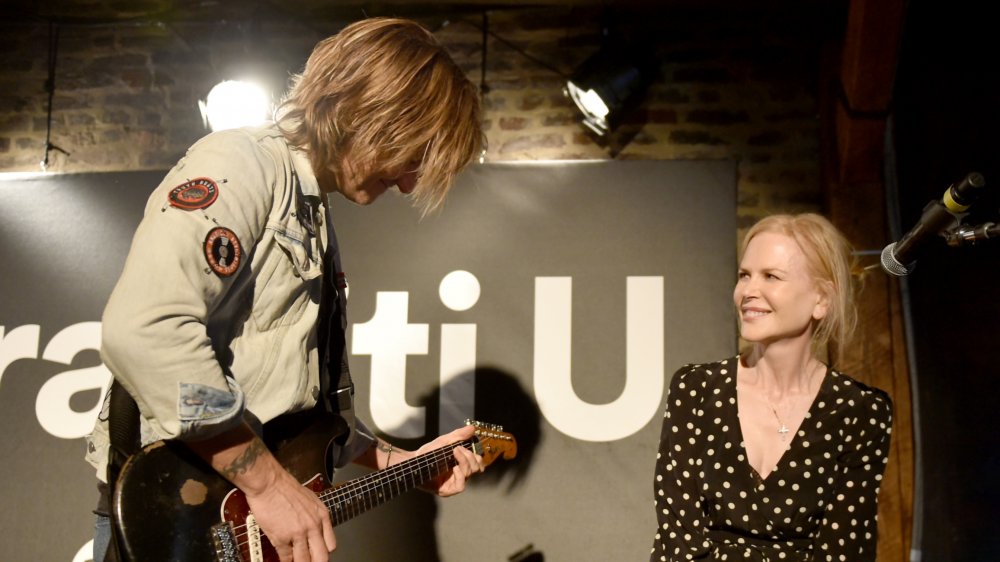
[565,41,657,137]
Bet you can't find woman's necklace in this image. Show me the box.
[768,400,791,440]
[762,363,820,440]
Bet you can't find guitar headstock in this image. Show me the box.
[465,419,517,468]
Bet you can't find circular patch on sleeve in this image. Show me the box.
[168,178,219,210]
[203,227,242,277]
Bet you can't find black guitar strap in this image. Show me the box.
[315,201,357,444]
[104,379,140,562]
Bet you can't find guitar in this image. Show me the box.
[111,414,516,562]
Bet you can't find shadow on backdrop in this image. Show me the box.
[331,366,543,562]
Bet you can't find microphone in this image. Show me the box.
[881,172,986,276]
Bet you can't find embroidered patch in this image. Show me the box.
[168,178,219,210]
[203,227,242,277]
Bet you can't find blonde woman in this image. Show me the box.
[651,214,893,561]
[87,18,484,562]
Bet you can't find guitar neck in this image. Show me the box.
[320,438,474,526]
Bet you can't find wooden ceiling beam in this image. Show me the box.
[835,0,906,183]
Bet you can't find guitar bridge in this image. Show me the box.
[210,522,244,562]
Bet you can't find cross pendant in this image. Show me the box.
[777,424,790,440]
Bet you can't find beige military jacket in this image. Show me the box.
[86,123,372,480]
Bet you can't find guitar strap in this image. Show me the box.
[316,201,358,444]
[104,379,140,562]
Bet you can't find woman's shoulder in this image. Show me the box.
[673,355,737,375]
[827,369,893,420]
[669,356,738,388]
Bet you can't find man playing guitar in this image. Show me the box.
[84,18,487,562]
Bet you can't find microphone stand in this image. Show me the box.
[944,222,1000,247]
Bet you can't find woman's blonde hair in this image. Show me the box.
[740,213,859,364]
[277,18,484,214]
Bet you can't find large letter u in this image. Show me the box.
[533,276,664,442]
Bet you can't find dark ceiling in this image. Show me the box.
[4,0,841,24]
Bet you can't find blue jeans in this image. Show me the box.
[94,514,110,562]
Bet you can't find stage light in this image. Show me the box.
[199,80,271,132]
[565,42,656,137]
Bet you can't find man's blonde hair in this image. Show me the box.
[741,213,859,365]
[277,18,483,213]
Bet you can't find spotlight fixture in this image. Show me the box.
[198,79,271,132]
[565,42,656,137]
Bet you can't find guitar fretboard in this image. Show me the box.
[319,439,475,526]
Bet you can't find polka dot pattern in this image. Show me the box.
[650,357,893,561]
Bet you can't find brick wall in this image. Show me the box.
[0,7,844,235]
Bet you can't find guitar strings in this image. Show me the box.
[227,438,485,547]
[226,435,501,551]
[227,436,501,542]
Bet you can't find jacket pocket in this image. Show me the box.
[273,227,322,281]
[249,227,321,332]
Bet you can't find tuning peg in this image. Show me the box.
[464,420,506,434]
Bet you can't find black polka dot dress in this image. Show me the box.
[650,357,893,562]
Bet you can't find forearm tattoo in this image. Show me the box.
[221,438,267,481]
